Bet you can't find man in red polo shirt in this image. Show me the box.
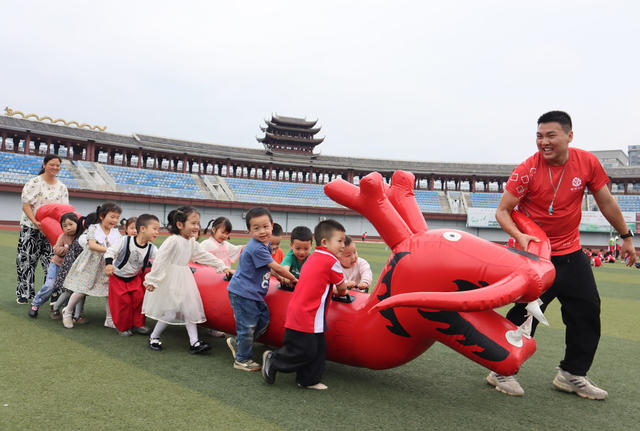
[261,219,347,390]
[486,111,636,400]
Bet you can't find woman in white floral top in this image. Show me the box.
[16,155,69,304]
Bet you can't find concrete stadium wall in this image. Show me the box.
[1,191,633,250]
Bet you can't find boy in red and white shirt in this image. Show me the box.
[261,220,347,390]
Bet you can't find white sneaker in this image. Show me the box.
[552,368,608,400]
[486,371,524,396]
[298,382,328,390]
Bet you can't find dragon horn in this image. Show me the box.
[369,272,528,313]
[324,172,413,249]
[385,170,428,234]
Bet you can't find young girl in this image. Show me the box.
[61,202,122,329]
[121,217,137,236]
[143,206,232,354]
[29,213,80,318]
[200,217,243,266]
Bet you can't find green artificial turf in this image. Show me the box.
[1,231,639,430]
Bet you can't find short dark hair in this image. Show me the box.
[313,219,345,246]
[38,154,62,175]
[271,223,283,236]
[290,226,313,243]
[344,235,353,246]
[537,110,572,133]
[204,217,232,235]
[136,214,159,231]
[167,206,199,235]
[245,206,272,230]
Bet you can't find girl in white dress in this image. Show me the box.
[61,202,122,328]
[143,206,232,354]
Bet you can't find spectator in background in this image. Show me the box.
[16,155,69,304]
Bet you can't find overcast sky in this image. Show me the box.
[2,1,639,164]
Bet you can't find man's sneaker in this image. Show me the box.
[61,307,74,329]
[132,326,152,335]
[148,338,163,351]
[486,371,524,396]
[28,306,38,318]
[234,359,261,372]
[207,329,226,338]
[226,336,237,359]
[262,350,276,384]
[552,368,608,400]
[189,340,211,355]
[298,382,328,390]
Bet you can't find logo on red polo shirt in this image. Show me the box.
[570,177,584,192]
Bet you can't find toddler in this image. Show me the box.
[338,236,373,292]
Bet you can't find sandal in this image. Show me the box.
[149,338,163,351]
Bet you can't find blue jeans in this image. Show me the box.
[32,262,60,308]
[228,292,270,362]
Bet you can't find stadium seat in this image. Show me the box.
[0,152,81,188]
[469,192,502,208]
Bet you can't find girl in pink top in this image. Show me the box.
[200,217,243,267]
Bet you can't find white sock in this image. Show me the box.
[186,323,199,345]
[150,321,168,340]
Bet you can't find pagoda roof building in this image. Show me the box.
[257,114,324,154]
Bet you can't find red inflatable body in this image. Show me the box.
[37,170,555,375]
[36,204,78,246]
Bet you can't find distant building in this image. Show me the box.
[591,150,628,168]
[628,145,640,166]
[257,114,324,155]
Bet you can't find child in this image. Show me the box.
[338,236,373,293]
[142,206,232,354]
[262,219,347,390]
[280,226,313,286]
[29,213,80,318]
[121,217,137,236]
[200,217,243,267]
[226,206,297,371]
[270,223,284,264]
[61,202,122,329]
[105,214,160,336]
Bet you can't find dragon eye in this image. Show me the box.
[442,232,462,242]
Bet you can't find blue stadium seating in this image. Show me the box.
[95,163,207,199]
[222,177,339,207]
[414,190,443,212]
[0,152,81,188]
[615,195,640,212]
[469,192,502,208]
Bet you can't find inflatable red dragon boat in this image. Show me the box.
[37,170,555,375]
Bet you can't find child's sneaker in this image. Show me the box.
[74,315,89,325]
[118,329,133,336]
[233,359,261,372]
[189,340,211,355]
[49,305,61,320]
[261,350,276,384]
[207,329,226,338]
[148,338,162,351]
[552,368,608,400]
[104,316,115,328]
[28,306,38,318]
[132,326,152,335]
[226,336,237,359]
[298,382,328,390]
[61,307,74,329]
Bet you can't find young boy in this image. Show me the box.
[104,214,160,336]
[270,223,285,264]
[262,219,347,390]
[339,236,373,293]
[280,226,313,286]
[226,207,297,371]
